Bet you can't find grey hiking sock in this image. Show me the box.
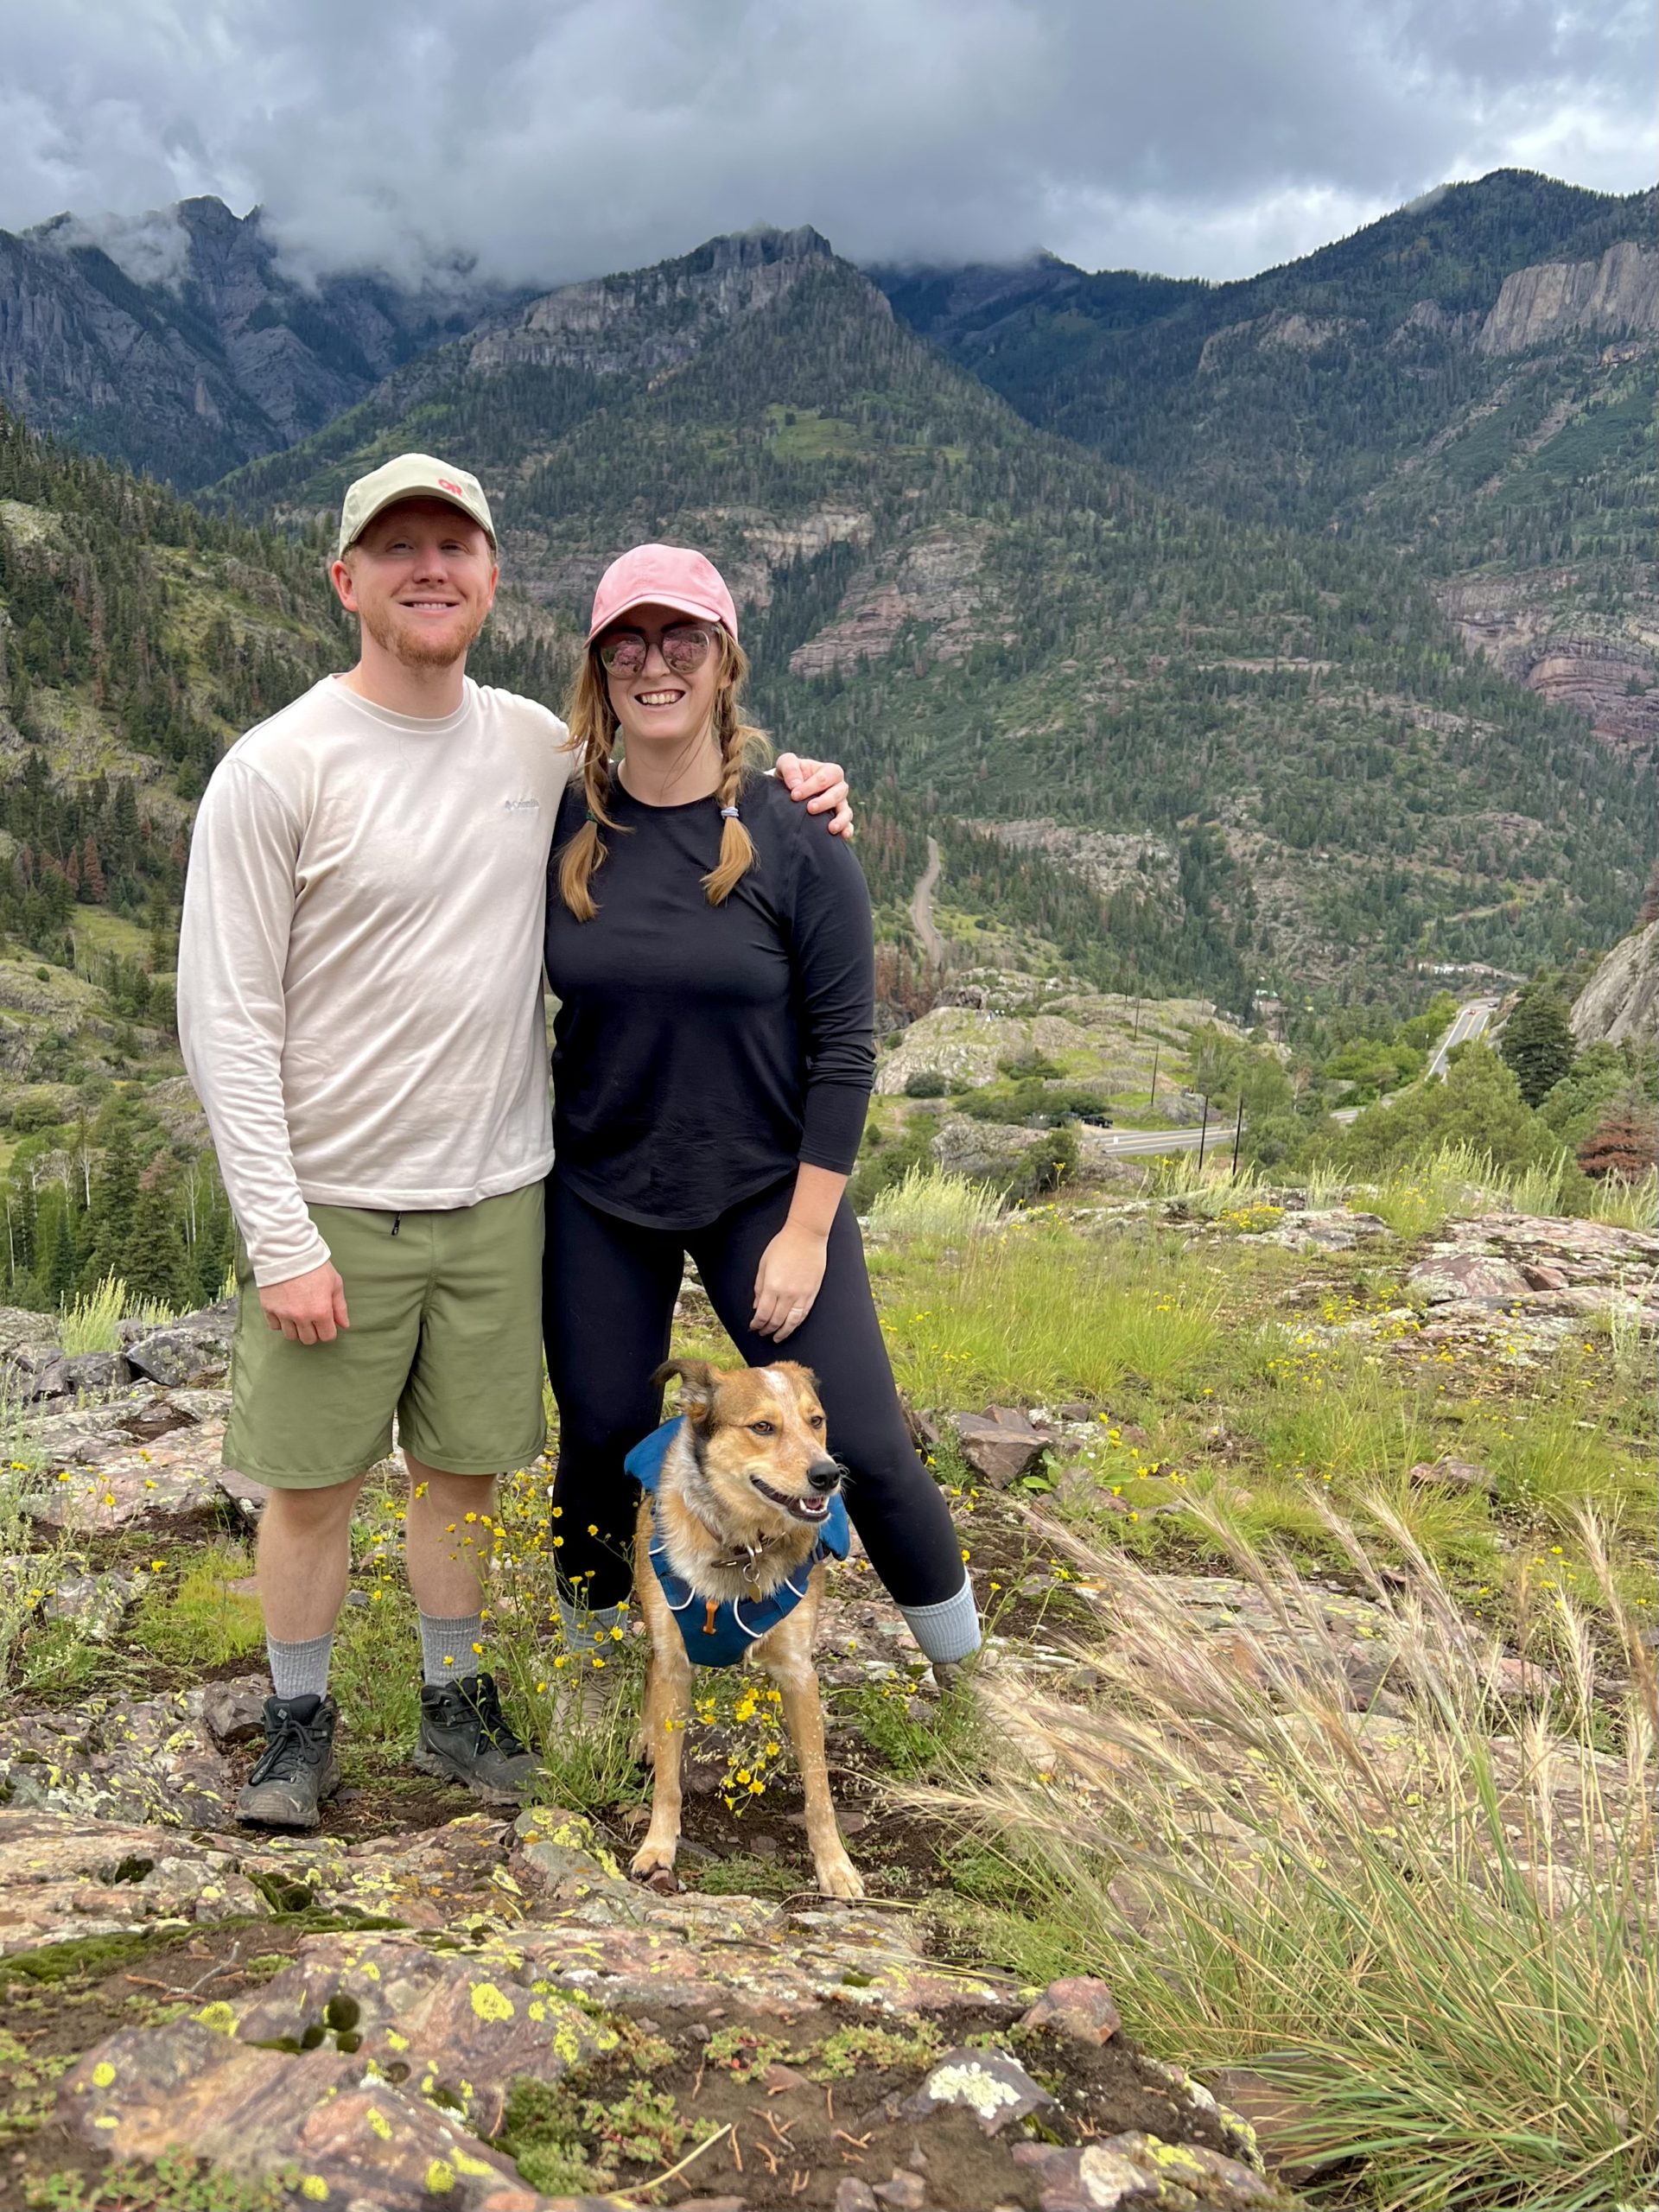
[266,1630,334,1702]
[557,1595,625,1654]
[418,1611,486,1687]
[899,1578,982,1665]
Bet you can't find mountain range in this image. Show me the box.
[877,172,1659,756]
[1,170,1656,1016]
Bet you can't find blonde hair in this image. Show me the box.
[556,628,771,920]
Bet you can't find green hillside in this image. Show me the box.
[213,232,1658,1006]
[879,171,1659,753]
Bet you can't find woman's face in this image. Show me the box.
[600,601,725,754]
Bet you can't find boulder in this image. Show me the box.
[508,1806,632,1910]
[930,1114,1039,1182]
[904,2046,1057,2134]
[0,1305,55,1358]
[1407,1252,1529,1305]
[4,1341,71,1402]
[217,1470,268,1524]
[41,1567,146,1640]
[1020,1974,1122,2044]
[200,1674,270,1748]
[952,1408,1050,1486]
[125,1300,237,1388]
[60,1350,133,1395]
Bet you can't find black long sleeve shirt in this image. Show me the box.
[543,771,875,1230]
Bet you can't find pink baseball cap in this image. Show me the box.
[587,543,739,645]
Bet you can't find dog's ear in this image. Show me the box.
[652,1358,720,1426]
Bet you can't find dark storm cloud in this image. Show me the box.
[0,0,1649,286]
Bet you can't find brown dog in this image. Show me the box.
[629,1357,863,1899]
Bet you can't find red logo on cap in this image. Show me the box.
[438,478,464,494]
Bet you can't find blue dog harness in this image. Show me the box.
[624,1417,849,1669]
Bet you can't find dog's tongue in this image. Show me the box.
[796,1497,829,1520]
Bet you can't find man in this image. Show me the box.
[177,454,851,1830]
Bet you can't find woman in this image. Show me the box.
[543,543,979,1673]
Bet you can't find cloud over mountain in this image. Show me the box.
[0,0,1651,284]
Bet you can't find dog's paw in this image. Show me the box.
[816,1854,865,1901]
[630,1839,679,1888]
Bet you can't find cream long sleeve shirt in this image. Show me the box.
[178,675,573,1287]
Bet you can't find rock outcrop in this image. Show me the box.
[1433,578,1659,757]
[1477,241,1659,355]
[0,197,514,486]
[469,226,846,379]
[1571,918,1659,1048]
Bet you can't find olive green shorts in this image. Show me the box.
[224,1185,546,1491]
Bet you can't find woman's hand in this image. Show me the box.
[775,753,854,838]
[752,1220,830,1341]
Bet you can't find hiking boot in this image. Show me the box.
[237,1694,340,1831]
[414,1671,540,1805]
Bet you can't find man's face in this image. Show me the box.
[332,499,498,669]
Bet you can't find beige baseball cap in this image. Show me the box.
[336,453,496,558]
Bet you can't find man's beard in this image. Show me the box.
[360,599,490,668]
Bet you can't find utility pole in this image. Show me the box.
[1198,1094,1210,1168]
[1147,1043,1160,1109]
[1132,994,1141,1041]
[1231,1096,1244,1173]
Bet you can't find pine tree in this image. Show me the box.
[1640,856,1659,927]
[1498,984,1578,1108]
[1576,1098,1659,1182]
[124,1160,190,1305]
[80,1108,142,1288]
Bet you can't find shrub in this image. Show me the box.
[849,1116,937,1211]
[1000,1125,1077,1205]
[903,1069,949,1098]
[997,1049,1063,1081]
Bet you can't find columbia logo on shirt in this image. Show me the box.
[502,798,540,813]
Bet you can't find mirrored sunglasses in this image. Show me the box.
[596,623,715,676]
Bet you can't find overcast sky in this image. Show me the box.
[1,0,1651,289]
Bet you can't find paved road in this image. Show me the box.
[1427,997,1497,1077]
[1088,995,1501,1156]
[909,836,946,969]
[1092,1123,1236,1158]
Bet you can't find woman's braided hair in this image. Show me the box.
[556,626,770,921]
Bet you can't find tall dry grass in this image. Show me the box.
[913,1503,1657,2209]
[868,1164,1002,1240]
[59,1272,175,1355]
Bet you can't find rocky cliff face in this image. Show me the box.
[1435,576,1659,758]
[1477,240,1659,355]
[467,225,845,378]
[1571,918,1659,1046]
[0,198,515,486]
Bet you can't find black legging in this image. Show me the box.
[543,1170,964,1613]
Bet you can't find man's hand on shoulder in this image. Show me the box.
[775,753,854,839]
[259,1261,350,1346]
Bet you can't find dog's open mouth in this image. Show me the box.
[750,1474,833,1522]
